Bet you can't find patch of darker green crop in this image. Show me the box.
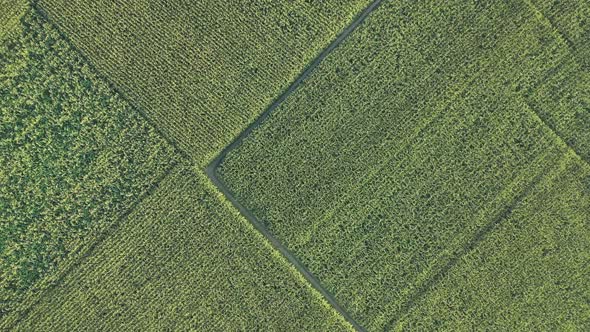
[0,8,178,315]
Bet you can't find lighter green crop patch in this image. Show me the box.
[0,8,178,316]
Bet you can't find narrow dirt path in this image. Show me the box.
[205,1,384,331]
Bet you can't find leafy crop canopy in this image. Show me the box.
[0,9,178,315]
[218,0,590,329]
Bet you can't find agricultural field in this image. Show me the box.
[36,0,373,164]
[218,0,590,329]
[0,4,179,321]
[10,164,353,331]
[1,0,373,330]
[2,0,589,330]
[397,152,590,330]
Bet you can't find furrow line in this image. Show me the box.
[5,159,182,331]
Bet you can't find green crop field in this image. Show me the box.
[36,0,373,164]
[218,0,590,330]
[1,0,376,329]
[397,152,590,330]
[12,164,353,331]
[2,0,589,330]
[0,5,179,320]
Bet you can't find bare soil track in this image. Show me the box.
[9,0,588,330]
[205,1,384,331]
[7,0,383,330]
[205,0,590,331]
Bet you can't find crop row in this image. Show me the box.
[37,0,373,165]
[398,152,590,330]
[0,7,179,326]
[0,0,26,40]
[12,164,355,331]
[218,0,585,329]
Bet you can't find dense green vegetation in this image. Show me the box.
[37,0,372,164]
[3,0,588,330]
[525,0,590,162]
[1,1,375,330]
[219,0,590,329]
[12,164,353,331]
[398,152,590,330]
[0,7,178,319]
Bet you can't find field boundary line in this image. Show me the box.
[524,100,590,166]
[206,0,383,173]
[380,148,566,331]
[4,2,189,328]
[30,0,191,162]
[523,0,575,50]
[205,1,385,331]
[4,160,182,330]
[522,0,590,165]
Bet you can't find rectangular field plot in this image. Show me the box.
[13,164,354,332]
[218,0,585,329]
[398,153,590,330]
[37,0,373,164]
